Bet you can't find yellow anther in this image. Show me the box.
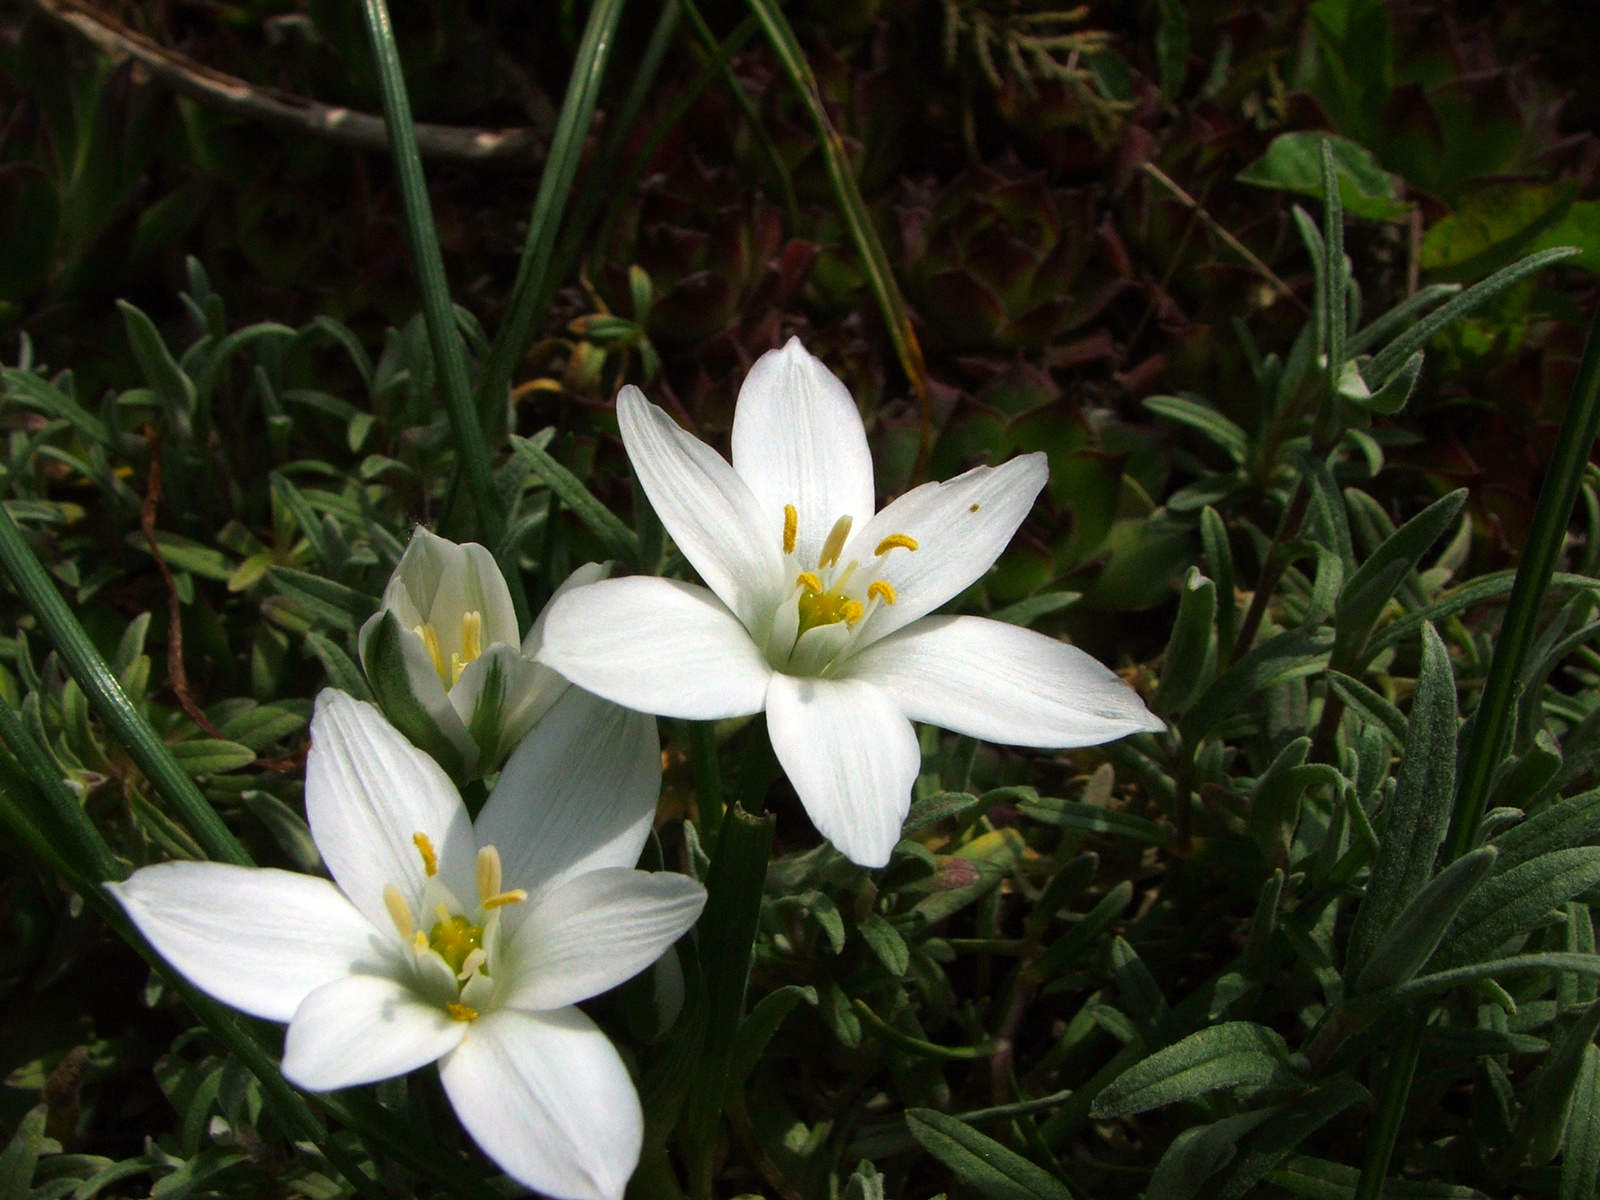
[450,653,465,685]
[868,580,897,606]
[413,832,439,877]
[874,534,919,557]
[482,889,528,910]
[461,610,483,662]
[782,504,798,555]
[412,930,429,956]
[969,503,980,513]
[795,571,823,595]
[414,623,446,682]
[383,884,414,941]
[447,1002,478,1022]
[843,600,864,624]
[819,514,853,568]
[476,846,503,907]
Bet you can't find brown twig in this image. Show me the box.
[30,0,547,164]
[1141,162,1310,314]
[140,436,226,741]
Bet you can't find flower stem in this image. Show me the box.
[1353,301,1600,1200]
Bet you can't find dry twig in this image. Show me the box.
[30,0,548,164]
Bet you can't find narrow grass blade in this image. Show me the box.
[742,0,934,476]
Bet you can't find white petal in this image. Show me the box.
[521,561,612,658]
[281,974,464,1090]
[447,645,567,769]
[845,616,1165,747]
[843,453,1048,645]
[108,862,392,1023]
[501,869,706,1011]
[539,577,772,720]
[476,686,661,903]
[439,1007,642,1200]
[730,338,875,566]
[765,674,921,868]
[305,690,477,931]
[357,611,479,767]
[617,386,783,629]
[459,541,521,649]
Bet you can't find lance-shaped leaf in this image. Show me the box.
[905,1108,1075,1200]
[1354,846,1496,995]
[1180,627,1333,744]
[1344,622,1457,987]
[1143,395,1250,465]
[1091,1023,1302,1119]
[1200,506,1237,661]
[1520,998,1600,1167]
[725,985,816,1103]
[1492,787,1600,874]
[1325,671,1407,750]
[1336,490,1467,657]
[1146,1108,1278,1200]
[1153,568,1216,717]
[1429,847,1600,973]
[1561,1045,1600,1200]
[1211,1078,1373,1200]
[118,300,196,437]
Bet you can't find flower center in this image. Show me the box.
[383,835,528,1022]
[413,611,484,688]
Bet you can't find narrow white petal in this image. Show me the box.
[730,338,875,565]
[617,386,784,628]
[460,541,521,649]
[539,577,772,720]
[765,674,921,868]
[501,869,706,1011]
[108,862,392,1023]
[521,561,612,657]
[843,453,1048,645]
[846,616,1164,747]
[439,1007,642,1200]
[281,975,464,1090]
[476,686,662,903]
[306,691,477,932]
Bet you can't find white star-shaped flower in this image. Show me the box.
[539,338,1163,867]
[111,688,703,1200]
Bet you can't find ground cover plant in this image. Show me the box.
[1,0,1600,1197]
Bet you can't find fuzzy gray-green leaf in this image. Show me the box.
[1091,1023,1300,1118]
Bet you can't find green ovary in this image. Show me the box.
[428,913,484,975]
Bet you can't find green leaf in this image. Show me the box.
[1091,1023,1300,1118]
[360,612,467,781]
[1355,846,1496,994]
[1017,797,1169,846]
[1236,133,1407,221]
[218,703,306,752]
[303,631,372,702]
[126,532,236,583]
[1335,491,1467,654]
[904,1108,1075,1200]
[1146,1109,1277,1200]
[1366,571,1600,660]
[991,591,1081,627]
[1029,880,1134,982]
[1270,1154,1486,1199]
[1531,202,1600,277]
[1429,847,1600,973]
[167,739,256,776]
[266,568,378,634]
[512,434,641,562]
[1154,0,1189,102]
[1153,568,1216,717]
[1344,622,1458,987]
[1326,671,1406,750]
[1522,998,1600,1166]
[859,915,910,977]
[0,1106,48,1200]
[241,790,321,873]
[2,370,109,446]
[1180,627,1334,744]
[117,301,195,435]
[725,984,816,1102]
[1561,1044,1600,1200]
[1492,788,1600,874]
[1420,181,1579,284]
[1201,506,1237,661]
[268,473,331,570]
[1210,1078,1373,1200]
[1142,395,1249,464]
[1350,953,1600,1013]
[902,791,979,836]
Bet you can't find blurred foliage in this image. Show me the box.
[0,0,1598,1197]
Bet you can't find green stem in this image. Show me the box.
[356,0,524,625]
[478,0,629,416]
[0,506,251,866]
[682,803,776,1200]
[853,999,992,1060]
[688,720,724,845]
[1354,303,1600,1200]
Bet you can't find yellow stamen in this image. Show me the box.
[795,571,823,594]
[476,846,503,906]
[413,832,438,877]
[383,884,414,940]
[843,600,864,624]
[874,534,919,557]
[782,504,797,555]
[447,1002,478,1022]
[461,610,482,661]
[969,503,980,513]
[412,930,429,956]
[868,580,897,605]
[819,514,853,568]
[414,623,446,681]
[482,889,528,910]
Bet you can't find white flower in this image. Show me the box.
[110,688,703,1200]
[358,526,607,779]
[539,338,1164,868]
